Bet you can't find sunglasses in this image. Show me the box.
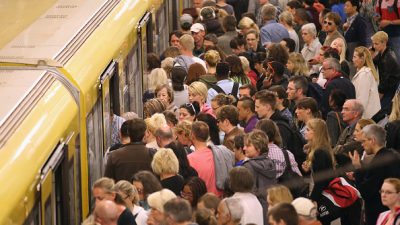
[324,20,334,26]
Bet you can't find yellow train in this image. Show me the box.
[0,0,191,224]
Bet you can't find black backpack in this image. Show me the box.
[277,148,308,198]
[210,82,240,102]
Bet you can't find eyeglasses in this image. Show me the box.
[180,191,193,198]
[322,67,333,71]
[324,20,334,26]
[379,190,398,195]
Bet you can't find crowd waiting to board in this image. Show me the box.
[87,0,400,224]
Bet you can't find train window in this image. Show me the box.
[155,3,168,54]
[86,98,104,206]
[23,202,40,225]
[125,45,142,114]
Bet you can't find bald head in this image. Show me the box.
[94,200,119,225]
[155,125,174,147]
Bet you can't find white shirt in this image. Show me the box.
[233,192,264,225]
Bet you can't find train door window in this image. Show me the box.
[100,61,119,152]
[138,12,152,92]
[155,3,168,53]
[86,98,103,205]
[124,44,142,115]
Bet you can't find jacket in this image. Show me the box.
[386,120,400,151]
[344,14,370,60]
[351,66,381,119]
[270,110,294,150]
[242,153,277,194]
[373,47,400,98]
[104,142,153,182]
[209,144,235,190]
[354,147,400,225]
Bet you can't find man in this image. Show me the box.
[94,200,119,225]
[190,23,206,56]
[323,12,346,47]
[218,15,238,55]
[207,62,240,104]
[371,31,400,113]
[239,84,257,99]
[217,105,245,151]
[343,0,370,60]
[175,34,207,72]
[334,99,363,156]
[268,203,299,225]
[320,58,355,117]
[203,33,219,51]
[287,75,308,114]
[104,118,152,182]
[260,4,290,47]
[291,197,321,225]
[230,37,247,55]
[188,121,233,196]
[237,97,258,133]
[349,124,400,225]
[216,197,244,225]
[164,198,196,225]
[155,125,174,148]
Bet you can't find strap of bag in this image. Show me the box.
[280,147,293,173]
[210,83,226,94]
[335,112,343,134]
[231,82,239,97]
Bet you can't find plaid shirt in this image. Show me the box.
[268,143,302,178]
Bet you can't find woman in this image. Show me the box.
[181,176,208,209]
[174,120,193,148]
[92,177,137,225]
[326,89,347,146]
[225,55,251,85]
[197,193,221,216]
[229,167,264,225]
[178,102,201,122]
[186,63,207,85]
[242,130,277,209]
[131,171,163,210]
[155,84,177,112]
[151,148,184,196]
[144,113,167,149]
[295,97,321,138]
[352,46,381,119]
[287,53,309,76]
[143,98,168,119]
[210,94,235,114]
[233,135,247,167]
[143,68,168,103]
[238,18,260,39]
[147,189,177,225]
[196,113,221,145]
[351,119,376,164]
[114,180,148,225]
[239,56,258,86]
[167,140,198,178]
[376,178,400,225]
[386,89,400,151]
[269,85,294,126]
[245,29,265,53]
[302,119,335,200]
[266,185,294,209]
[301,23,322,62]
[189,81,214,116]
[279,11,300,53]
[199,50,220,89]
[171,66,189,108]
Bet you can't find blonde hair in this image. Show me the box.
[147,189,177,212]
[114,180,140,205]
[148,68,168,91]
[354,46,379,82]
[288,53,309,76]
[189,81,208,104]
[306,119,333,165]
[204,50,221,67]
[180,34,195,51]
[161,57,175,79]
[389,91,400,122]
[267,185,293,207]
[151,148,179,175]
[239,56,250,72]
[238,17,259,34]
[174,120,192,137]
[146,113,167,135]
[331,38,347,63]
[279,11,294,27]
[93,177,115,193]
[371,31,388,43]
[383,178,400,193]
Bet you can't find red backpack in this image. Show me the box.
[322,177,361,208]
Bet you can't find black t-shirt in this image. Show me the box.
[161,175,184,196]
[118,208,137,225]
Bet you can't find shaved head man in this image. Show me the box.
[94,200,119,225]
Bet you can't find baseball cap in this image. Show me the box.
[190,23,205,33]
[292,197,317,219]
[180,14,193,26]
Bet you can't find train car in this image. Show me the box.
[0,0,191,224]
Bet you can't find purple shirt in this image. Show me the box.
[244,115,259,133]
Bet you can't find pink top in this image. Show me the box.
[188,147,222,197]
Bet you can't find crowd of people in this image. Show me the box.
[87,0,400,224]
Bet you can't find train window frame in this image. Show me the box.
[23,201,40,225]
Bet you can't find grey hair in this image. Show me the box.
[324,57,341,72]
[261,4,277,21]
[220,197,243,223]
[362,124,386,146]
[301,23,317,38]
[348,99,364,117]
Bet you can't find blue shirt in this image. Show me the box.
[260,20,289,46]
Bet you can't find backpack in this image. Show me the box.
[275,120,307,167]
[322,177,361,208]
[210,82,240,102]
[277,148,308,198]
